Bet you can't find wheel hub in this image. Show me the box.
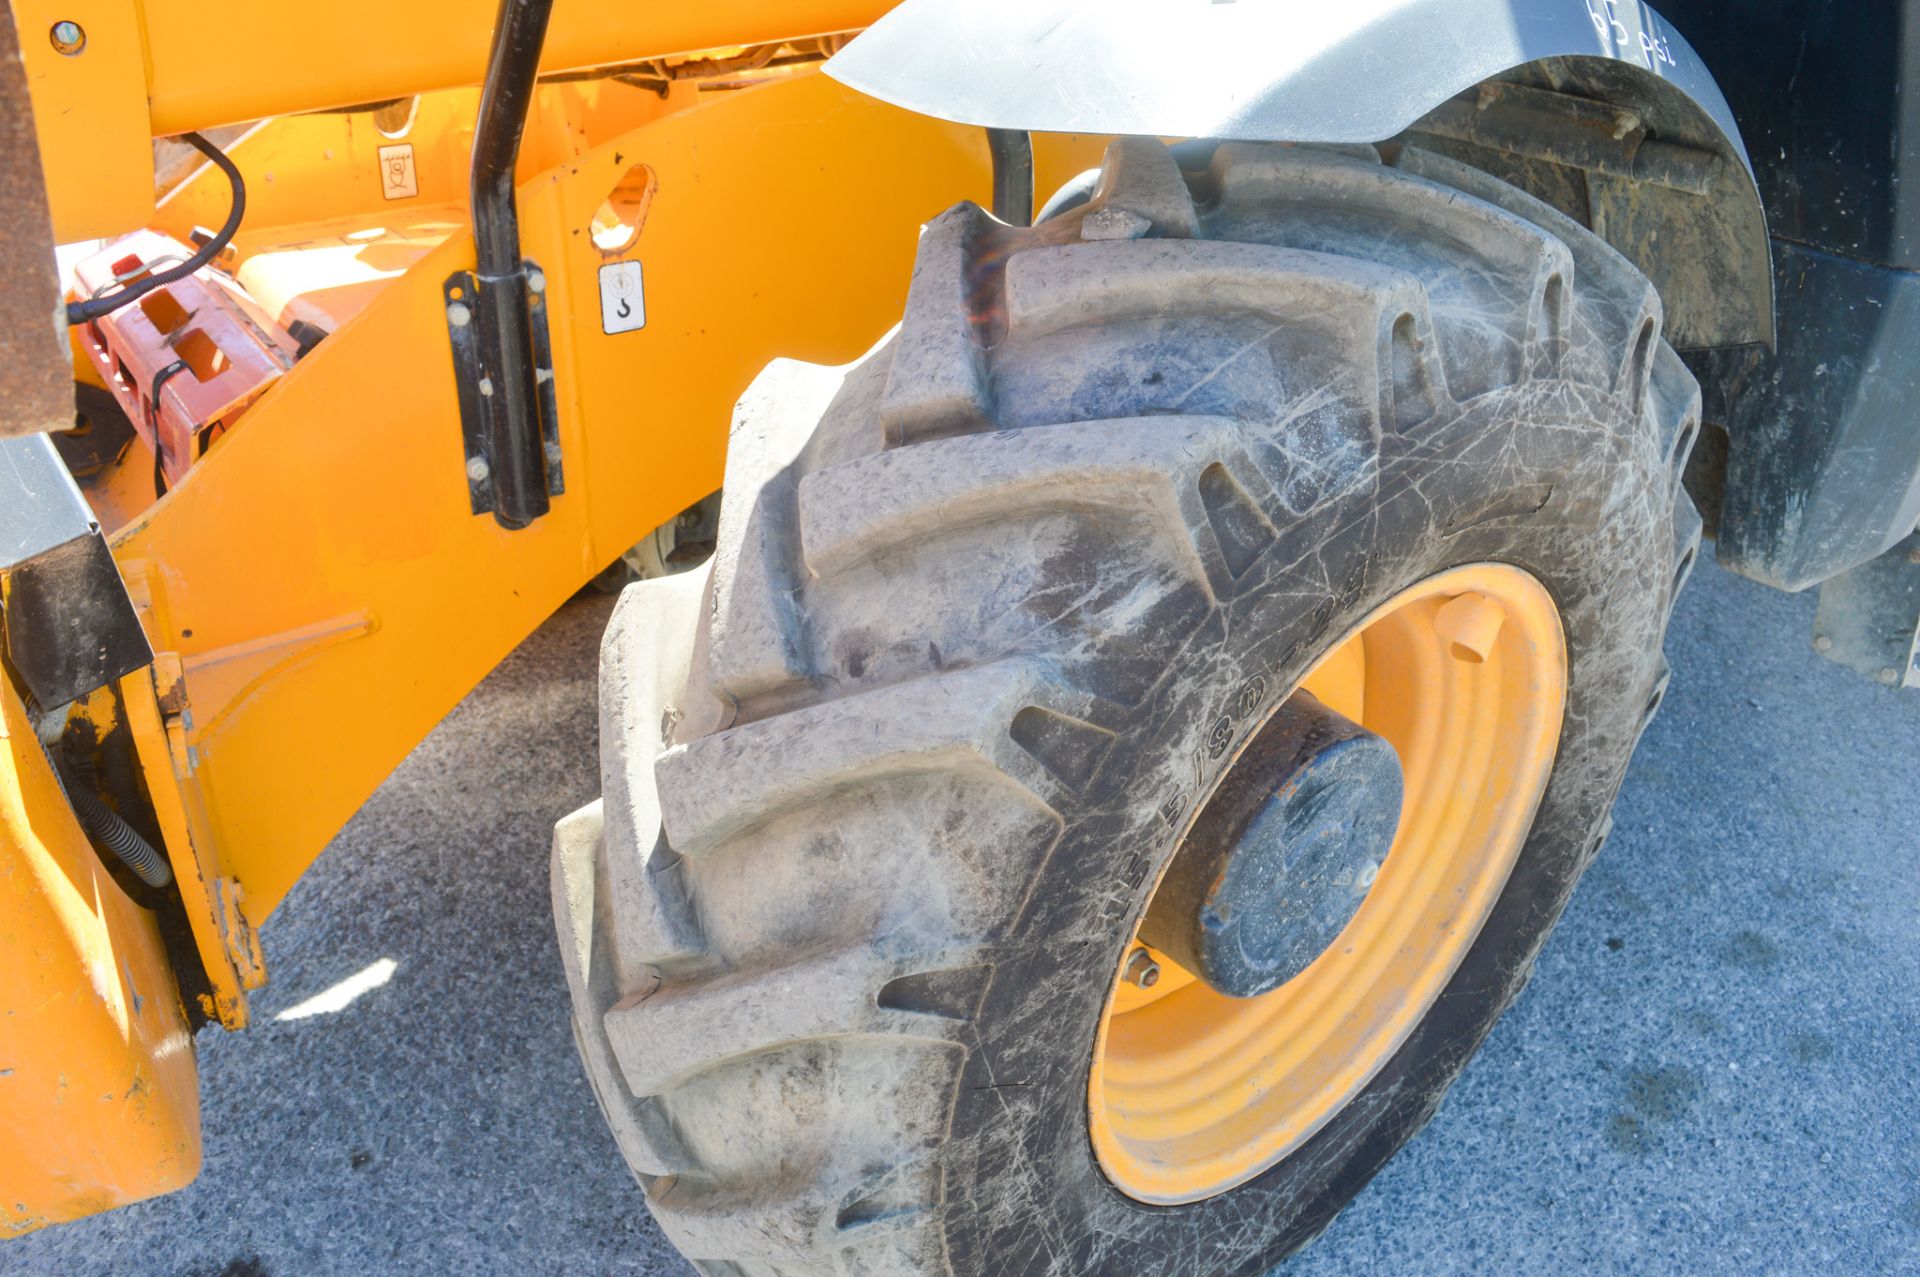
[1140,693,1403,999]
[1089,563,1568,1205]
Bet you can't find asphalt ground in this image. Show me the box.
[12,556,1919,1277]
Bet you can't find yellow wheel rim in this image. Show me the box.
[1089,563,1567,1205]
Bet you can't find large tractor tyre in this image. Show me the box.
[553,139,1702,1276]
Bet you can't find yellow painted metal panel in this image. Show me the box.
[16,0,881,241]
[148,80,700,292]
[0,678,200,1237]
[108,69,1107,930]
[11,0,155,240]
[138,0,891,136]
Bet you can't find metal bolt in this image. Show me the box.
[49,20,85,55]
[543,441,563,468]
[1813,635,1833,653]
[477,376,494,398]
[446,301,471,328]
[526,270,547,295]
[1878,667,1900,686]
[465,455,490,484]
[1909,546,1920,565]
[1123,947,1161,990]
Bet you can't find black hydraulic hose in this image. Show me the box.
[148,358,193,499]
[61,752,173,888]
[468,0,557,530]
[28,696,173,888]
[65,132,245,326]
[100,723,150,826]
[471,0,552,284]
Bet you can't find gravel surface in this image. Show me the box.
[12,558,1918,1277]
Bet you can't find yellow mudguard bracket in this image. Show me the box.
[0,675,201,1237]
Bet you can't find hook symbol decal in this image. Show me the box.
[598,261,646,335]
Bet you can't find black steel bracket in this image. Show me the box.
[444,264,563,519]
[986,127,1033,227]
[449,0,559,530]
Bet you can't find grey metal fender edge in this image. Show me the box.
[827,0,1772,349]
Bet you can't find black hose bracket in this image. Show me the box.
[443,264,563,520]
[448,0,560,530]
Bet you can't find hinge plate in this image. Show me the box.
[443,261,564,517]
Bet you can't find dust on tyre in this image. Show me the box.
[554,138,1702,1275]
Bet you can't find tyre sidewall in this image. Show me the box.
[942,381,1671,1276]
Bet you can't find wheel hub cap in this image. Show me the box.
[1140,693,1403,999]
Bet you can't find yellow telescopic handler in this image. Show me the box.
[4,1,1916,1271]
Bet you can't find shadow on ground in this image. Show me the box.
[12,561,1918,1275]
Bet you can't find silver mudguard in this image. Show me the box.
[827,0,1749,178]
[826,0,1770,348]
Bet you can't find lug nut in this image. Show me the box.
[1123,947,1161,990]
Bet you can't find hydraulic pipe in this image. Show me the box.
[469,0,556,530]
